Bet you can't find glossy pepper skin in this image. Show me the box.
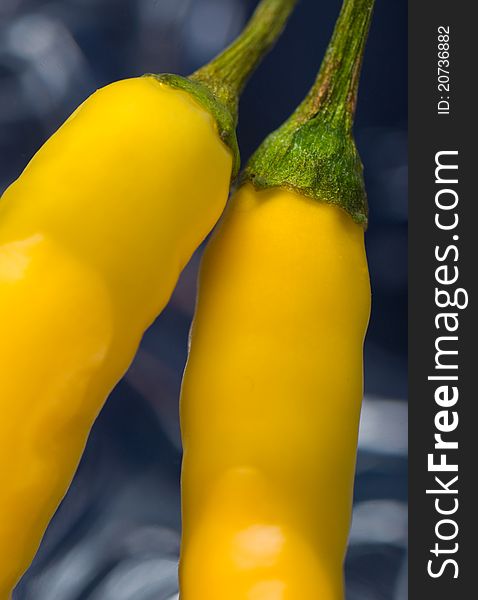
[179,0,375,596]
[0,77,232,597]
[180,185,370,598]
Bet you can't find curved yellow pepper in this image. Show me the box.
[0,0,298,593]
[0,76,231,597]
[179,0,375,597]
[180,185,370,599]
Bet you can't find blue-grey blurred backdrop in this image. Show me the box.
[0,0,407,598]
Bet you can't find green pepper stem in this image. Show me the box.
[190,0,298,124]
[243,0,375,226]
[293,0,374,130]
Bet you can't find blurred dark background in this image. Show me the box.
[0,0,407,598]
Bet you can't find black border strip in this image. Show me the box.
[409,3,474,598]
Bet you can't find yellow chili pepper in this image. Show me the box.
[179,0,375,598]
[0,1,297,595]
